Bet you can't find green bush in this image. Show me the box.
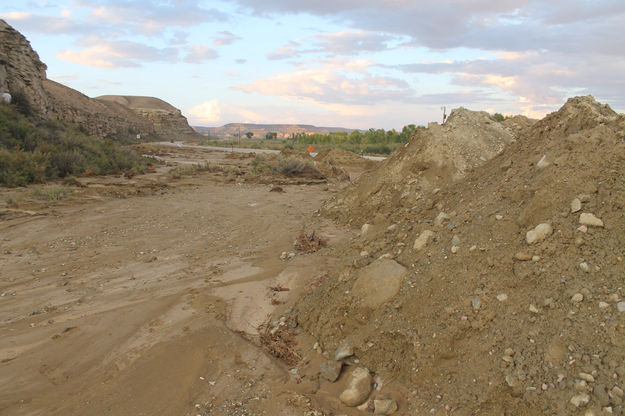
[0,102,146,186]
[362,143,392,155]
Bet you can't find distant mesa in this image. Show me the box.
[0,18,198,140]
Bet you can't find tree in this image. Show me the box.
[245,132,254,139]
[492,113,505,122]
[265,132,277,140]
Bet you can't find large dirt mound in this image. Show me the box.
[321,107,534,226]
[294,96,625,414]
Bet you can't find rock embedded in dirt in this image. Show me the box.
[536,154,551,169]
[571,198,582,213]
[525,223,553,244]
[352,259,407,308]
[335,340,354,361]
[570,393,590,407]
[413,230,434,251]
[361,223,372,237]
[579,213,604,227]
[617,302,625,313]
[339,367,372,407]
[373,398,398,415]
[514,251,533,261]
[320,360,343,382]
[434,212,450,227]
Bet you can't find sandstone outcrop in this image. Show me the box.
[0,19,198,140]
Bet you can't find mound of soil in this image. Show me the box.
[321,107,533,226]
[293,96,625,415]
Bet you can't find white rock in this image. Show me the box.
[335,340,354,360]
[577,225,588,233]
[529,304,540,313]
[571,198,582,213]
[579,213,604,227]
[339,367,372,407]
[536,154,551,169]
[578,372,595,383]
[373,398,398,415]
[497,293,508,302]
[572,293,584,303]
[451,245,459,254]
[617,302,625,313]
[532,255,541,262]
[599,301,610,309]
[413,230,434,251]
[579,262,590,272]
[434,212,450,227]
[526,223,553,244]
[570,393,590,407]
[495,214,503,220]
[361,223,373,236]
[360,250,370,257]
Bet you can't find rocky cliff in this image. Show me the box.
[96,95,197,138]
[0,19,198,140]
[0,19,49,113]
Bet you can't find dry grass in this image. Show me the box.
[258,320,301,366]
[294,229,326,253]
[269,284,290,292]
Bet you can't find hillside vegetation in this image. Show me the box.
[0,102,146,186]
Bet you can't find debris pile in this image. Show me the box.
[293,96,625,414]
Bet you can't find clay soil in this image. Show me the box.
[0,145,366,416]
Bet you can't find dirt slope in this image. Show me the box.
[293,96,625,415]
[322,107,533,226]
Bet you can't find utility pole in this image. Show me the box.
[238,126,241,148]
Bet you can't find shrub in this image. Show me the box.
[0,104,146,186]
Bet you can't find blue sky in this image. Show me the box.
[2,0,624,129]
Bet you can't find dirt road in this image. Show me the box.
[0,148,356,415]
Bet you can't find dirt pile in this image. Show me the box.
[314,148,375,170]
[293,96,625,414]
[321,107,533,225]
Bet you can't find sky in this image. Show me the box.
[2,1,625,130]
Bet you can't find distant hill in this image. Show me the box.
[0,19,198,140]
[193,123,361,138]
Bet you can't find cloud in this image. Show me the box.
[236,59,416,105]
[0,11,91,34]
[75,0,229,35]
[266,31,400,60]
[235,59,247,64]
[183,44,219,64]
[213,31,241,46]
[314,31,397,55]
[266,41,301,60]
[187,99,222,124]
[57,36,178,68]
[234,0,625,56]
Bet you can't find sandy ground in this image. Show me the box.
[0,146,360,415]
